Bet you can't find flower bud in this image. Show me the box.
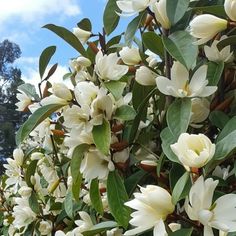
[39,221,52,235]
[189,14,228,45]
[170,133,215,170]
[52,83,72,101]
[13,148,24,166]
[73,27,91,44]
[224,0,236,21]
[135,66,157,86]
[18,186,32,198]
[119,46,141,65]
[31,152,44,160]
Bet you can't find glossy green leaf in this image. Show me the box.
[25,160,38,187]
[207,61,224,86]
[29,191,40,214]
[64,191,74,219]
[92,119,111,155]
[77,18,92,31]
[125,12,145,45]
[217,116,236,142]
[107,171,131,228]
[172,171,190,204]
[43,24,87,57]
[103,0,120,35]
[167,98,191,138]
[162,31,198,70]
[18,83,40,100]
[83,221,118,236]
[104,81,126,100]
[114,105,136,121]
[209,110,230,130]
[39,46,56,79]
[169,228,193,236]
[166,0,190,25]
[191,5,226,18]
[16,104,64,145]
[90,178,103,215]
[142,32,164,58]
[217,36,236,51]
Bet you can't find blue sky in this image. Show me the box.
[0,0,122,87]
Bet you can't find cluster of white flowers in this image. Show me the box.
[1,0,236,235]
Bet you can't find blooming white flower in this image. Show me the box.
[15,91,32,111]
[80,148,115,181]
[224,0,236,21]
[204,36,233,63]
[125,185,175,236]
[119,46,141,65]
[156,61,217,97]
[39,220,53,235]
[152,0,171,29]
[73,27,91,44]
[135,66,157,86]
[95,51,129,81]
[117,0,156,16]
[212,165,234,180]
[52,83,72,101]
[170,133,215,170]
[185,176,236,235]
[189,14,228,45]
[190,98,210,125]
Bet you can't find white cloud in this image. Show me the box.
[0,0,81,25]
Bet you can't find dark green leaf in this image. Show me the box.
[169,228,193,236]
[64,191,74,219]
[77,18,92,31]
[206,61,224,86]
[104,81,126,100]
[39,46,56,79]
[107,171,131,228]
[166,0,190,25]
[16,104,64,145]
[162,31,198,70]
[191,5,227,18]
[217,36,236,51]
[18,83,40,100]
[25,160,38,187]
[29,191,40,214]
[209,110,229,129]
[217,116,236,142]
[103,0,120,35]
[114,105,136,121]
[167,98,191,138]
[92,119,111,155]
[90,178,103,215]
[43,24,87,57]
[142,32,164,58]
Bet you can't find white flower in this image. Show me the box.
[135,66,157,86]
[189,14,228,45]
[70,56,92,72]
[156,61,217,97]
[41,95,69,106]
[119,46,141,65]
[190,98,210,125]
[39,221,52,235]
[107,228,123,236]
[80,148,115,181]
[73,27,91,44]
[152,0,171,29]
[170,133,215,170]
[95,51,129,81]
[224,0,236,21]
[125,185,175,236]
[185,176,236,235]
[117,0,156,16]
[74,211,94,232]
[15,91,32,111]
[13,148,24,166]
[212,165,234,180]
[204,36,233,63]
[52,83,72,101]
[18,186,32,198]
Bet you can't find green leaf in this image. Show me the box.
[29,191,40,214]
[104,81,126,100]
[217,116,236,142]
[83,221,118,236]
[217,36,236,51]
[142,32,164,58]
[64,191,74,219]
[77,18,92,31]
[25,160,38,187]
[18,83,40,100]
[125,12,145,45]
[90,178,104,215]
[71,144,89,202]
[107,171,131,229]
[209,110,229,130]
[114,105,136,121]
[16,104,64,145]
[206,61,224,86]
[92,119,111,155]
[43,24,87,57]
[160,127,179,163]
[103,0,120,35]
[162,31,198,70]
[166,0,190,25]
[172,171,190,204]
[191,5,227,18]
[39,46,56,79]
[167,98,191,138]
[169,228,193,236]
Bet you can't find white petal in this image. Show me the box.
[153,220,168,236]
[156,76,173,95]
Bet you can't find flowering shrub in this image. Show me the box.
[1,0,236,235]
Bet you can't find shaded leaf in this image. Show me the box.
[207,61,224,86]
[114,105,136,121]
[77,18,92,31]
[18,83,39,100]
[104,81,126,100]
[90,178,103,215]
